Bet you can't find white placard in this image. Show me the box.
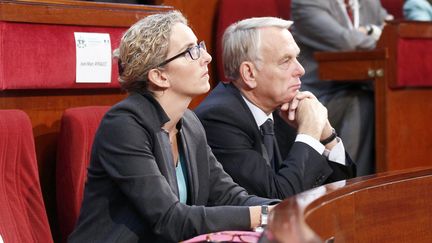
[74,32,112,83]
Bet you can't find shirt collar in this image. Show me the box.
[336,0,360,29]
[242,95,273,128]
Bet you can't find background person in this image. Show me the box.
[404,0,432,21]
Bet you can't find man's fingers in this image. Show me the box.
[280,103,290,111]
[290,97,300,110]
[296,91,317,100]
[288,108,295,121]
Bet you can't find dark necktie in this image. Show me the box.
[345,0,354,23]
[260,118,275,167]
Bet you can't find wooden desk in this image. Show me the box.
[267,167,432,242]
[315,21,432,173]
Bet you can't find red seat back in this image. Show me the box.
[0,110,53,243]
[381,0,404,19]
[0,21,125,90]
[56,106,110,242]
[215,0,291,82]
[396,37,432,88]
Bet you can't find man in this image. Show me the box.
[195,17,355,199]
[291,0,393,176]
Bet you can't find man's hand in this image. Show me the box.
[279,91,316,123]
[296,98,328,140]
[279,91,327,140]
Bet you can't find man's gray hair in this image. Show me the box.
[222,17,293,81]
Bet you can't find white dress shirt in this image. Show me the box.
[242,96,346,165]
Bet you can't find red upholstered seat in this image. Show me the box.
[0,21,125,90]
[215,0,291,82]
[56,106,110,242]
[0,110,53,243]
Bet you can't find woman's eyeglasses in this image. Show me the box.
[205,231,260,243]
[158,41,206,67]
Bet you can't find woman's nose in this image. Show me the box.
[201,49,212,64]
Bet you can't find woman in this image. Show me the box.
[68,11,277,242]
[404,0,432,21]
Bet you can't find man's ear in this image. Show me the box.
[148,68,170,89]
[239,61,257,89]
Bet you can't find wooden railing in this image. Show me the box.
[267,167,432,242]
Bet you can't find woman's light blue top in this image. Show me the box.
[176,152,188,204]
[404,0,432,21]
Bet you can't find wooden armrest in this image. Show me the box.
[314,49,387,81]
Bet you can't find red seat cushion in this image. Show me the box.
[56,106,110,242]
[0,21,125,90]
[0,110,53,243]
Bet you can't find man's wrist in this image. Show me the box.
[320,128,337,145]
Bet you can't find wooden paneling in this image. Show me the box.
[268,167,432,242]
[0,0,172,27]
[316,50,387,81]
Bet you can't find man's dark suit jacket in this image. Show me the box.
[68,91,277,243]
[195,83,356,199]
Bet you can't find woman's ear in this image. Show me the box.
[239,61,258,89]
[148,68,171,89]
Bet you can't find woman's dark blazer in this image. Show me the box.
[68,92,277,243]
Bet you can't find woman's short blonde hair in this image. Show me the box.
[114,10,187,92]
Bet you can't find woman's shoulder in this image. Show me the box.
[104,93,166,132]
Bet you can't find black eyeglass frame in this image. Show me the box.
[205,232,259,243]
[157,41,206,67]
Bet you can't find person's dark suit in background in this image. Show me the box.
[291,0,393,176]
[195,17,355,200]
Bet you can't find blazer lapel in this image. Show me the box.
[155,130,179,198]
[178,127,199,205]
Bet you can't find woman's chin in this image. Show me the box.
[188,82,211,98]
[200,79,211,93]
